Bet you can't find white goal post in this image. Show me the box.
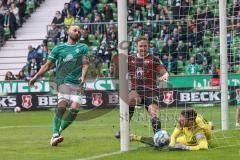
[219,0,229,130]
[117,0,130,152]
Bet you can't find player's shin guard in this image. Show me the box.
[60,108,79,133]
[151,117,161,133]
[53,107,66,136]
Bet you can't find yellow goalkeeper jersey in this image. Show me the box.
[170,115,212,146]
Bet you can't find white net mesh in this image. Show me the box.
[126,0,240,150]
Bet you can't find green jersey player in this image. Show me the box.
[29,25,89,146]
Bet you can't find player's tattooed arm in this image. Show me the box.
[80,56,89,86]
[155,58,169,82]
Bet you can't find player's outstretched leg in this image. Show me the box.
[148,104,161,133]
[131,134,155,146]
[59,107,80,133]
[59,99,80,134]
[151,117,161,133]
[115,91,141,139]
[50,101,67,146]
[115,106,135,139]
[53,106,66,135]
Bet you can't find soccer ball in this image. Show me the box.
[153,130,170,147]
[14,106,21,113]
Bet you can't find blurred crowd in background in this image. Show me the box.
[2,0,240,81]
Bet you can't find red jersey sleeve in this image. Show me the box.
[153,56,166,73]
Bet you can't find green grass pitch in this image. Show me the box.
[0,106,239,160]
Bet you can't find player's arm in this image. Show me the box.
[29,46,58,87]
[169,126,182,147]
[80,47,89,85]
[159,70,169,82]
[195,116,212,142]
[170,133,209,151]
[154,57,169,82]
[188,136,208,150]
[80,63,89,85]
[170,139,208,151]
[29,60,53,87]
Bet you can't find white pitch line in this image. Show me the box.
[0,124,117,129]
[76,147,138,160]
[76,151,122,160]
[0,125,51,129]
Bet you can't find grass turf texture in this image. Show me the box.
[0,106,239,160]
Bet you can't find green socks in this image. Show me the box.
[59,108,80,133]
[53,107,66,135]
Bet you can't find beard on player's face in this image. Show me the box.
[69,33,80,41]
[68,26,81,42]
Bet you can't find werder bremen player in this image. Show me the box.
[29,25,89,146]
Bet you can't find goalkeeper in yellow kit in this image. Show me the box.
[131,108,213,151]
[168,108,213,151]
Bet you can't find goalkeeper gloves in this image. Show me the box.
[168,143,191,151]
[130,134,142,142]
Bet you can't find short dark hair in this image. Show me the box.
[181,108,197,122]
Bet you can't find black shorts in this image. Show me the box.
[129,88,160,109]
[140,96,159,109]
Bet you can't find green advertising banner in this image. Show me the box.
[85,78,119,90]
[0,81,50,93]
[169,74,240,88]
[88,74,240,90]
[1,74,240,93]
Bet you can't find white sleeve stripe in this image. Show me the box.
[49,56,56,59]
[195,133,205,140]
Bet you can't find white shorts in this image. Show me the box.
[57,84,83,104]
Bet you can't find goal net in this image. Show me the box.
[122,0,240,150]
[45,0,240,151]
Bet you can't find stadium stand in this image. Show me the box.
[1,0,240,80]
[42,0,235,78]
[0,0,66,80]
[0,0,44,45]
